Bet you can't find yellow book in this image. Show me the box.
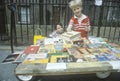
[23,54,48,64]
[33,35,46,45]
[63,40,73,48]
[45,44,56,53]
[23,58,49,64]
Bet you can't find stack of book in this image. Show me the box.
[61,31,80,41]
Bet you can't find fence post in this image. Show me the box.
[96,0,104,37]
[8,0,17,53]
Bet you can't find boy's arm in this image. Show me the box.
[67,18,74,32]
[67,25,72,32]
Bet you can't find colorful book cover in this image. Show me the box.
[95,55,109,61]
[67,48,77,55]
[2,54,20,63]
[15,54,28,63]
[23,54,48,64]
[33,35,46,45]
[50,53,69,63]
[84,55,98,62]
[104,54,118,61]
[115,54,120,59]
[24,45,40,54]
[88,36,106,44]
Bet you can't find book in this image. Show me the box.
[115,54,120,59]
[78,48,90,54]
[2,54,20,63]
[63,40,73,48]
[46,63,66,70]
[24,45,40,54]
[84,55,98,62]
[50,53,69,63]
[67,48,77,55]
[44,44,56,53]
[104,54,118,61]
[14,54,28,63]
[88,36,106,44]
[23,54,48,64]
[95,55,109,61]
[61,31,80,41]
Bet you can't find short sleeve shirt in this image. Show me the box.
[68,14,90,37]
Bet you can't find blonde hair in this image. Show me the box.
[69,0,82,9]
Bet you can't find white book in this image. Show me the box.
[46,63,66,71]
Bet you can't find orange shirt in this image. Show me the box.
[68,14,90,38]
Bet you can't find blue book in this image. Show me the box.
[95,55,109,61]
[104,54,118,61]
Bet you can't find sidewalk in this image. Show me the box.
[0,45,26,51]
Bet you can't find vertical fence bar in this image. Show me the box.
[18,0,23,42]
[38,0,42,32]
[97,2,104,37]
[10,0,14,53]
[50,0,54,31]
[103,1,109,38]
[32,0,35,36]
[112,1,119,42]
[26,0,29,41]
[108,2,115,41]
[45,0,47,36]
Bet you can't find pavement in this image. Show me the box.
[0,45,26,52]
[0,50,19,81]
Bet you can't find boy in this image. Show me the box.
[49,23,63,38]
[67,0,90,38]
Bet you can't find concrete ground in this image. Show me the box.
[0,50,19,81]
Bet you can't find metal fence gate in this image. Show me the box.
[0,0,120,46]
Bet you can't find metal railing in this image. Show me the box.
[0,0,120,47]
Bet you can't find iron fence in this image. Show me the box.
[0,0,120,46]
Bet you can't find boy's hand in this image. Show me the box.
[67,28,71,32]
[67,25,72,32]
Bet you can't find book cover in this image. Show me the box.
[104,54,118,61]
[14,54,28,63]
[95,55,109,61]
[84,55,98,62]
[2,54,20,63]
[50,53,69,63]
[23,54,48,64]
[24,45,40,54]
[115,54,120,59]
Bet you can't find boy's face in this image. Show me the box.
[72,6,82,17]
[56,25,63,34]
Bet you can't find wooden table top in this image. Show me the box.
[15,61,114,76]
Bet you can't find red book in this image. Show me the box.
[24,45,40,54]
